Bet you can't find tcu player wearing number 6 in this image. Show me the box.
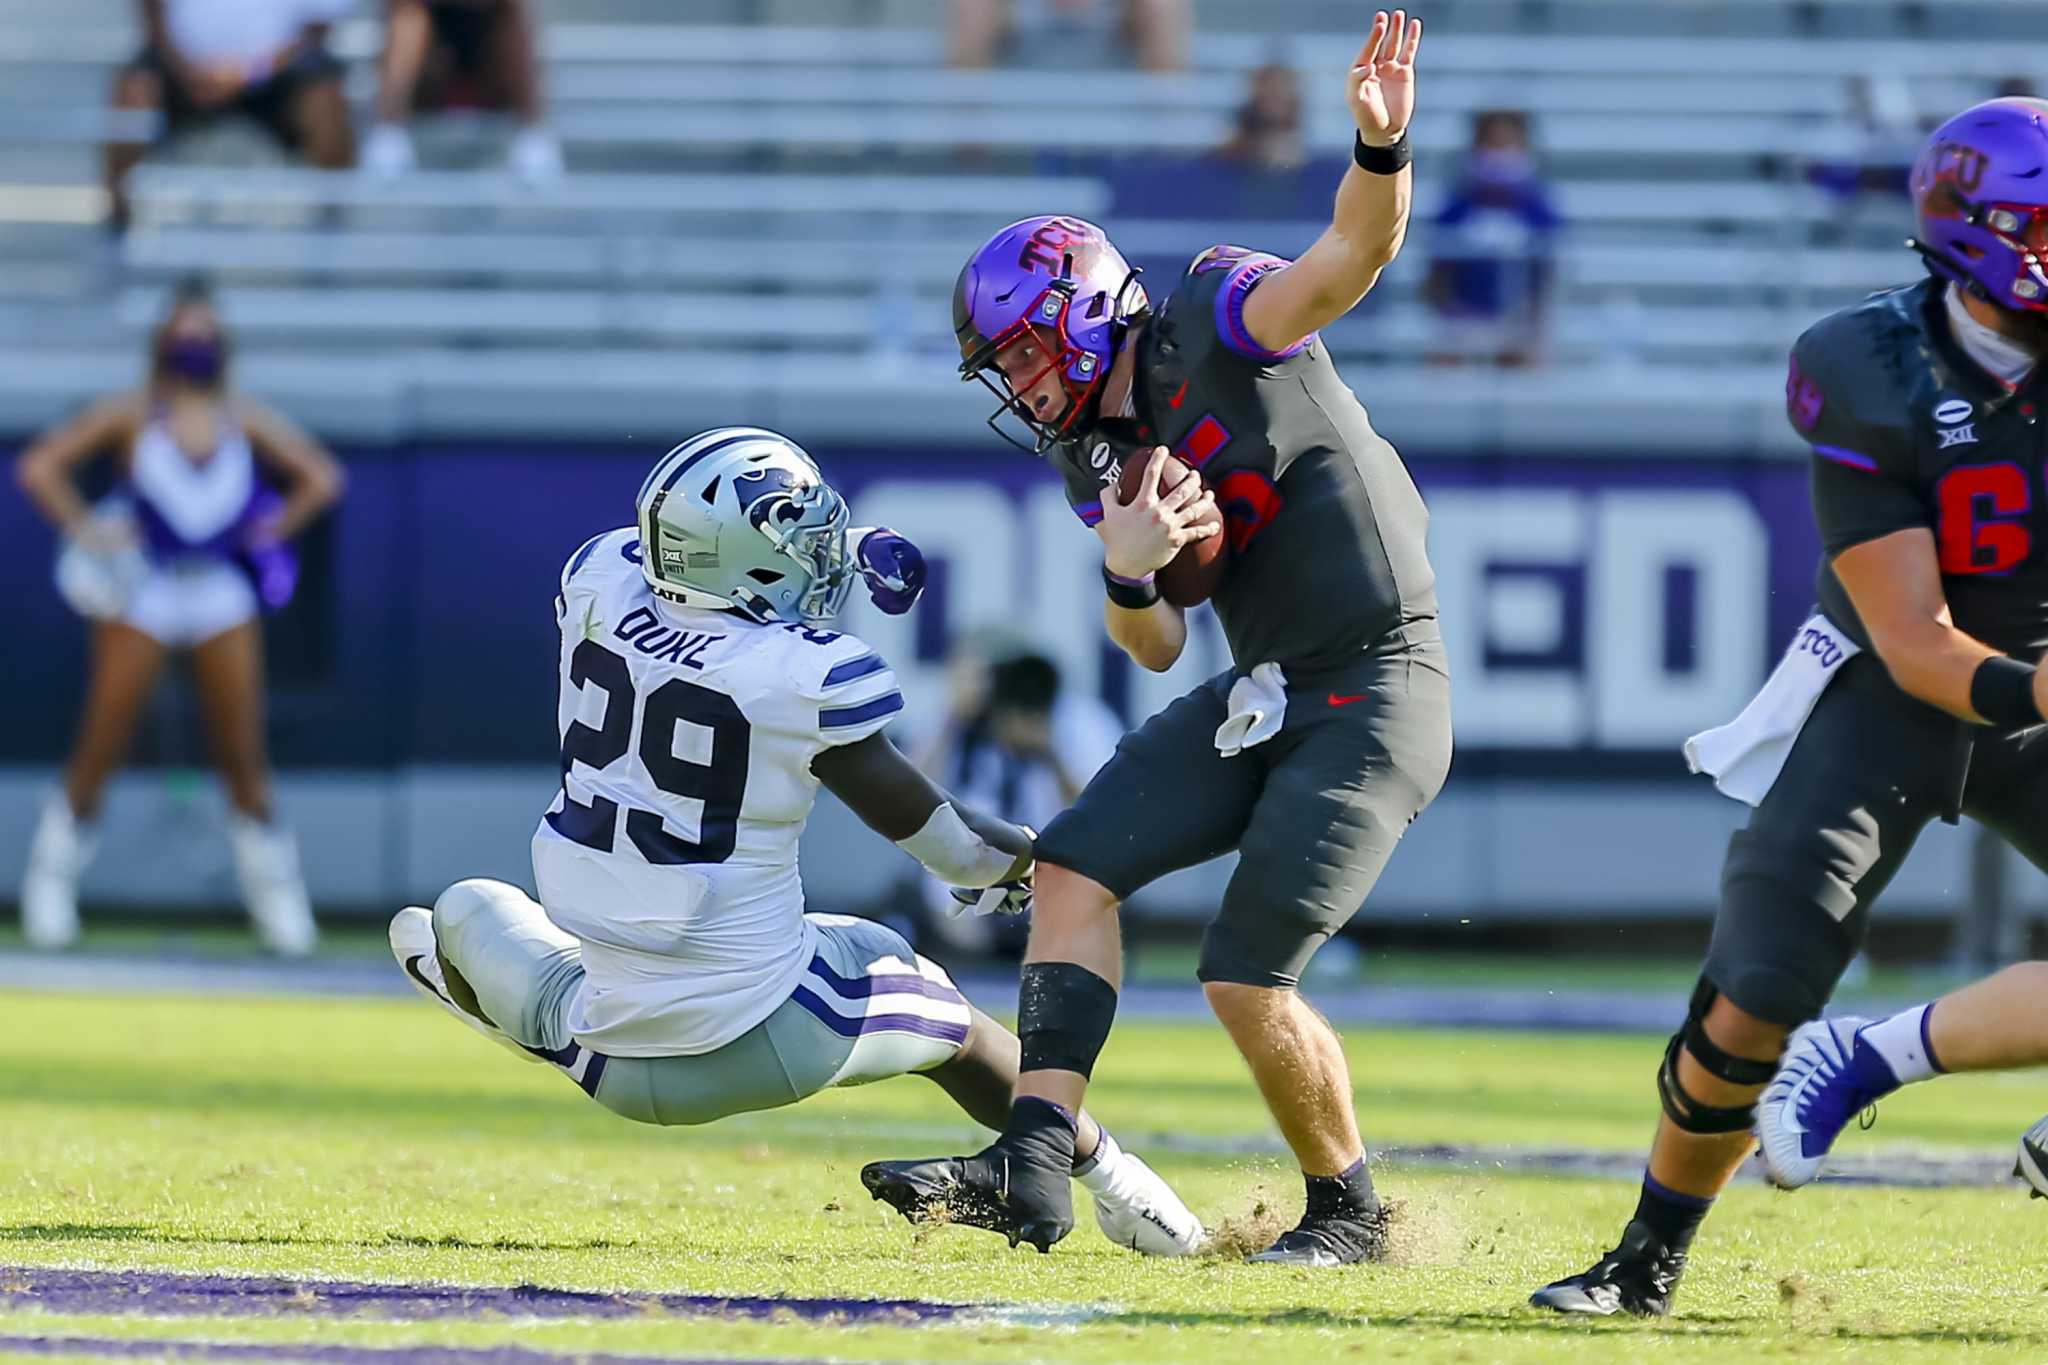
[386,427,1200,1256]
[1533,97,2048,1317]
[868,12,1450,1264]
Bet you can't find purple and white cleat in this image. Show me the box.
[1755,1015,1898,1189]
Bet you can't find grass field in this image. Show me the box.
[2,986,2045,1364]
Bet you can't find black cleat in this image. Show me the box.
[862,1144,1074,1254]
[1246,1205,1391,1266]
[863,1156,1004,1231]
[1529,1219,1687,1316]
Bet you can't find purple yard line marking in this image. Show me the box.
[1139,1135,2016,1190]
[1367,1142,2018,1190]
[0,1268,969,1328]
[0,1337,799,1365]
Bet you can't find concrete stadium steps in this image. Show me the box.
[0,2,2004,448]
[98,279,1817,372]
[111,165,1858,235]
[116,225,1912,297]
[121,166,1109,224]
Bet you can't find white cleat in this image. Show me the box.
[229,815,318,957]
[1087,1147,1205,1257]
[20,796,94,950]
[2016,1115,2048,1198]
[1756,1015,1872,1190]
[388,906,536,1062]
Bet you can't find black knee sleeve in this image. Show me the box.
[1710,841,1864,1027]
[1656,980,1779,1136]
[1017,962,1118,1078]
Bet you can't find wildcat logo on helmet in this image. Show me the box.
[632,427,854,625]
[736,464,819,537]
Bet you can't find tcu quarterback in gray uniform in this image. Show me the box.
[868,12,1451,1265]
[388,426,1200,1255]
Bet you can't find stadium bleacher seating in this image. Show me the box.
[0,0,2036,450]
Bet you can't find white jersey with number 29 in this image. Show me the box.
[530,527,903,1058]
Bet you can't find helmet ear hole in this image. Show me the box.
[701,475,723,502]
[1959,241,1988,261]
[747,569,785,585]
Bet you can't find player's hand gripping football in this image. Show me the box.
[1098,448,1221,582]
[1349,9,1423,148]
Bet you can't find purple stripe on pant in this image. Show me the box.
[805,953,958,1004]
[790,985,969,1046]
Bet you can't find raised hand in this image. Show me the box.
[854,526,927,616]
[1349,9,1423,147]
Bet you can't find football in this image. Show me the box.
[1113,449,1229,607]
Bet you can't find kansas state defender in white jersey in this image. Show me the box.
[388,426,1201,1256]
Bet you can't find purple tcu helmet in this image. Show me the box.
[953,215,1148,452]
[1912,97,2048,312]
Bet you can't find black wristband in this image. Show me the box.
[1970,655,2041,728]
[1102,564,1160,610]
[1353,131,1412,175]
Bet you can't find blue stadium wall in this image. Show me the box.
[0,441,1999,922]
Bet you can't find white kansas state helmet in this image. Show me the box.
[634,426,855,624]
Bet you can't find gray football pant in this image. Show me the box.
[431,878,971,1126]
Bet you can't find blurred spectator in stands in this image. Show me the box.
[106,0,357,233]
[950,0,1189,73]
[909,645,1120,956]
[364,0,564,183]
[14,277,345,955]
[1809,71,1918,205]
[1217,62,1307,172]
[1423,109,1562,367]
[1107,62,1346,230]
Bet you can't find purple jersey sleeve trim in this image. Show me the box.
[1813,442,1880,472]
[1215,254,1314,361]
[1073,499,1105,526]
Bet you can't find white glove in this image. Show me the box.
[363,123,416,179]
[946,828,1035,919]
[508,126,564,184]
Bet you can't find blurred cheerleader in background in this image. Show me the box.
[14,278,344,953]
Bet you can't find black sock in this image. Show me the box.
[1004,1095,1079,1170]
[1632,1172,1713,1254]
[1304,1155,1381,1221]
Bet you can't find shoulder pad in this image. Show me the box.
[559,526,638,596]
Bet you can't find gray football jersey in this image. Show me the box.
[1050,245,1439,671]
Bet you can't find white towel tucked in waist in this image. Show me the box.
[1684,613,1861,806]
[1215,662,1288,757]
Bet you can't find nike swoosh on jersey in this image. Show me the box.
[1167,380,1190,409]
[1328,692,1369,707]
